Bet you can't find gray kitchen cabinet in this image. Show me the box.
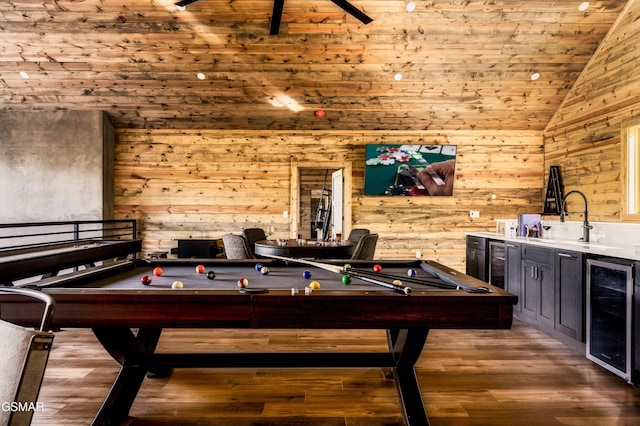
[505,242,521,312]
[555,249,584,341]
[521,245,555,328]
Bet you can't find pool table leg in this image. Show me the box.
[387,328,430,426]
[90,327,163,426]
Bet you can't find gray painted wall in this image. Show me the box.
[0,110,114,223]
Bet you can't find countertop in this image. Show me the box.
[466,231,640,261]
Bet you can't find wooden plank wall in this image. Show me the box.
[114,130,543,271]
[544,0,640,222]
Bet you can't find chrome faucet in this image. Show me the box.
[560,190,592,243]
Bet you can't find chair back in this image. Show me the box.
[350,233,378,260]
[0,288,55,426]
[347,228,370,242]
[222,234,256,259]
[242,228,267,254]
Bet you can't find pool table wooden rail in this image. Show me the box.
[0,239,142,285]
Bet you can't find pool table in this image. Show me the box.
[0,258,517,426]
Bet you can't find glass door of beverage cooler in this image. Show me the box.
[586,258,633,382]
[489,241,505,289]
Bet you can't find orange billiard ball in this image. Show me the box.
[196,264,205,274]
[153,267,163,277]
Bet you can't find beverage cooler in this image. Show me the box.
[586,258,634,382]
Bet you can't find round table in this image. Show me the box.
[254,239,355,259]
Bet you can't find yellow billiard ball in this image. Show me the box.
[171,280,184,289]
[309,281,320,290]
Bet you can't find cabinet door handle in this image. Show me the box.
[506,243,518,248]
[557,252,574,258]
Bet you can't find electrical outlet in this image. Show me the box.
[283,210,288,219]
[416,250,421,258]
[469,210,480,218]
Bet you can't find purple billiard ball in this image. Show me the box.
[303,270,312,279]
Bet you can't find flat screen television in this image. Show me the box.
[364,144,457,196]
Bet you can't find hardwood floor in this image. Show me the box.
[31,318,640,425]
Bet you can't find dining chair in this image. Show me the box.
[350,233,378,260]
[222,234,257,259]
[0,287,55,426]
[347,228,370,242]
[242,228,267,255]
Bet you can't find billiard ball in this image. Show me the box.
[303,270,312,279]
[237,278,249,288]
[407,268,417,278]
[171,280,184,289]
[141,275,152,285]
[309,281,320,290]
[206,270,216,280]
[372,264,382,273]
[255,263,264,272]
[196,264,205,274]
[392,279,403,286]
[260,266,269,275]
[343,263,352,271]
[153,267,163,276]
[341,275,352,285]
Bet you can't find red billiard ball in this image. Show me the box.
[141,275,152,286]
[372,264,382,273]
[237,278,249,288]
[153,267,163,277]
[196,264,205,274]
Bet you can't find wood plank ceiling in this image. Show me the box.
[0,0,628,130]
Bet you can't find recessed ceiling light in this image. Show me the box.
[196,72,206,80]
[19,71,29,79]
[578,2,590,12]
[530,72,540,81]
[406,2,416,12]
[176,5,186,11]
[394,73,403,81]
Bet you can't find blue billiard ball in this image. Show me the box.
[303,270,312,279]
[260,266,269,275]
[255,263,264,272]
[407,268,417,278]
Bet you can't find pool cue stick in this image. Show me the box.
[342,266,459,290]
[341,268,412,294]
[260,254,411,294]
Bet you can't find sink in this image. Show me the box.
[560,241,625,250]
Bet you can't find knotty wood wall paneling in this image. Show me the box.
[544,0,640,223]
[114,130,543,271]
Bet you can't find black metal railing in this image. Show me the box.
[0,220,137,252]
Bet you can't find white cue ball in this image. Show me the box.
[171,280,184,289]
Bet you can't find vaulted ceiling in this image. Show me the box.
[0,0,628,130]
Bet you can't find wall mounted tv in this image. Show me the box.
[364,144,457,196]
